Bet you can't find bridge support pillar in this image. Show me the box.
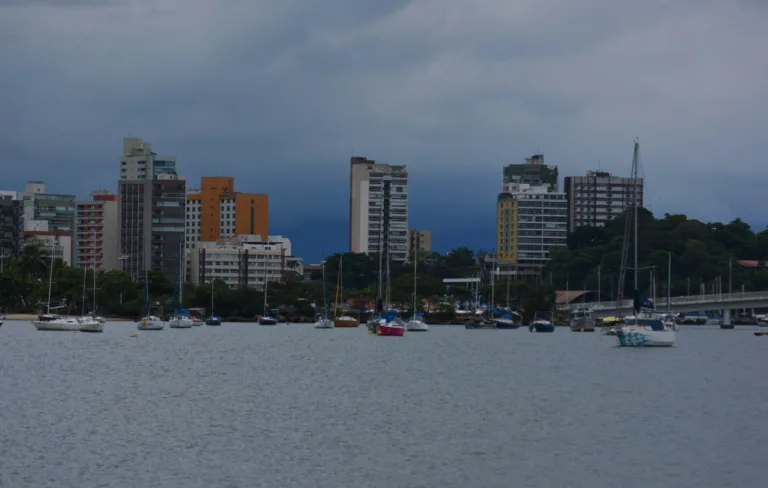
[723,309,731,326]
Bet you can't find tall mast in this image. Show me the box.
[92,231,97,314]
[490,255,495,318]
[321,256,328,319]
[178,243,183,308]
[46,239,54,314]
[210,279,215,316]
[412,250,417,316]
[667,252,671,313]
[263,256,269,314]
[81,265,87,315]
[377,205,384,302]
[632,140,639,292]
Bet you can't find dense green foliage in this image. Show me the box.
[1,245,547,320]
[546,208,768,299]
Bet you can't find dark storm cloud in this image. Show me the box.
[1,0,766,259]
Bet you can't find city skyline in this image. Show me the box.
[2,1,767,262]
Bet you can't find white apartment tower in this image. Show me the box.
[349,157,409,262]
[564,171,644,232]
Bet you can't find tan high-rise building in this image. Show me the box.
[185,177,268,250]
[75,190,120,270]
[407,229,432,257]
[349,157,408,262]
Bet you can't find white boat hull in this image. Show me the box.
[406,320,429,331]
[617,328,676,347]
[314,319,334,329]
[78,318,104,333]
[33,318,81,331]
[136,316,165,330]
[169,317,193,328]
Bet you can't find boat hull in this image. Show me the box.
[377,323,405,336]
[334,318,359,327]
[465,322,496,329]
[78,320,104,333]
[569,318,595,332]
[169,318,193,328]
[33,319,80,331]
[259,317,278,325]
[406,320,428,331]
[314,319,334,329]
[205,318,222,326]
[492,319,519,329]
[617,329,676,347]
[529,323,555,333]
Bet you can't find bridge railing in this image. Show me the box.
[559,290,768,312]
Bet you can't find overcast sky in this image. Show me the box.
[1,0,766,261]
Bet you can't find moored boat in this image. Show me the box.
[205,316,222,326]
[617,318,675,347]
[33,317,81,331]
[529,311,555,332]
[334,316,359,327]
[137,315,165,330]
[259,315,278,325]
[569,308,595,332]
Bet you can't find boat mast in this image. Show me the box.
[263,257,269,315]
[490,255,495,319]
[333,258,341,318]
[339,255,344,310]
[177,243,183,309]
[412,249,417,317]
[632,140,639,298]
[321,256,328,319]
[92,231,97,315]
[210,279,215,317]
[667,251,671,314]
[46,238,55,314]
[377,205,384,304]
[81,265,87,315]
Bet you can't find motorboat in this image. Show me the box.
[406,313,429,331]
[569,308,595,332]
[137,315,165,330]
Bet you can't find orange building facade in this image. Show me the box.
[185,177,268,250]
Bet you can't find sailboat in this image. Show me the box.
[169,244,193,329]
[136,263,165,330]
[33,240,81,331]
[333,256,359,327]
[406,252,428,331]
[78,266,103,332]
[615,141,676,347]
[529,311,556,332]
[205,280,222,325]
[314,257,334,329]
[259,262,278,325]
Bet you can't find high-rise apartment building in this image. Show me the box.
[19,181,76,264]
[496,183,567,277]
[349,156,409,262]
[185,176,268,250]
[118,137,186,282]
[502,154,559,192]
[564,171,643,232]
[407,229,432,257]
[120,137,178,180]
[75,190,120,270]
[0,191,23,258]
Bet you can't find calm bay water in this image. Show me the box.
[0,322,766,487]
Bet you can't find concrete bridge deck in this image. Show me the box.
[559,291,768,317]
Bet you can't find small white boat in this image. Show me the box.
[137,315,165,330]
[169,314,193,328]
[406,314,429,331]
[617,318,676,347]
[33,317,82,331]
[569,308,595,332]
[314,318,334,329]
[78,316,104,333]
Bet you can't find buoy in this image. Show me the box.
[580,328,584,332]
[130,332,137,337]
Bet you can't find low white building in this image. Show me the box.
[188,235,300,289]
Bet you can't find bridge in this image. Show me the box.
[559,291,768,317]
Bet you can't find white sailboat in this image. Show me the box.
[169,244,193,329]
[78,265,103,332]
[33,240,80,331]
[406,252,428,331]
[615,141,676,347]
[259,262,278,325]
[136,259,165,330]
[314,257,334,329]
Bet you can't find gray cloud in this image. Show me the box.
[1,0,766,258]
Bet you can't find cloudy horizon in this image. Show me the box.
[2,0,766,261]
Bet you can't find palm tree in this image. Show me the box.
[19,244,50,282]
